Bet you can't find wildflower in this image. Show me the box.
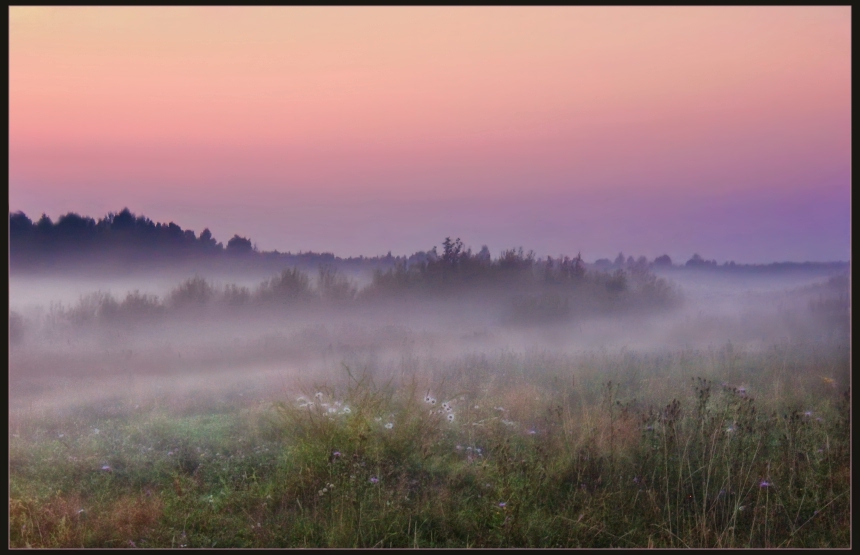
[736,387,746,395]
[168,451,174,456]
[374,417,382,422]
[128,540,136,548]
[447,413,455,422]
[726,425,736,433]
[76,509,85,515]
[456,445,463,450]
[101,465,112,472]
[498,502,507,508]
[803,410,813,417]
[528,429,537,435]
[341,407,351,414]
[332,451,342,458]
[633,476,641,485]
[93,428,100,435]
[424,394,433,404]
[445,405,453,413]
[442,402,450,410]
[759,480,772,488]
[370,477,379,484]
[385,422,394,429]
[58,433,64,438]
[328,407,337,413]
[474,405,480,409]
[430,398,437,405]
[495,406,505,412]
[315,392,324,399]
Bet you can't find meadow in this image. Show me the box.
[8,264,850,548]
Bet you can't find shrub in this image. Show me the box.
[317,265,357,302]
[256,268,313,304]
[168,276,216,308]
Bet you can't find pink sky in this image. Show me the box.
[9,7,851,262]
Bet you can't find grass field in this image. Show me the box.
[9,336,850,548]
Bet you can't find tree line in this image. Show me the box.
[9,208,847,274]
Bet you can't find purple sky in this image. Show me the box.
[10,7,851,263]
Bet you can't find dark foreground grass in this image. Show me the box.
[9,342,850,548]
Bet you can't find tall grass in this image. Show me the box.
[9,342,849,547]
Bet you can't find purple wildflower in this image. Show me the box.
[498,502,507,508]
[370,477,379,484]
[759,480,771,488]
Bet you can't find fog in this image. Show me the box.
[9,263,849,419]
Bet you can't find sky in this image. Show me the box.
[9,6,851,263]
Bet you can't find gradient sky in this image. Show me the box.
[9,6,851,262]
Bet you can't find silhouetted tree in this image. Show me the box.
[105,208,137,235]
[226,234,254,254]
[35,214,53,233]
[442,237,464,266]
[654,254,673,267]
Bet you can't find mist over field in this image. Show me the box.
[8,6,850,548]
[10,250,848,407]
[10,235,851,545]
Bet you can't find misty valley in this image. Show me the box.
[8,225,850,548]
[10,5,851,549]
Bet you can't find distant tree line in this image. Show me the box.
[9,209,847,276]
[9,208,251,259]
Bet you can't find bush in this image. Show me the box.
[223,283,252,307]
[168,276,216,308]
[256,268,313,304]
[317,266,357,302]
